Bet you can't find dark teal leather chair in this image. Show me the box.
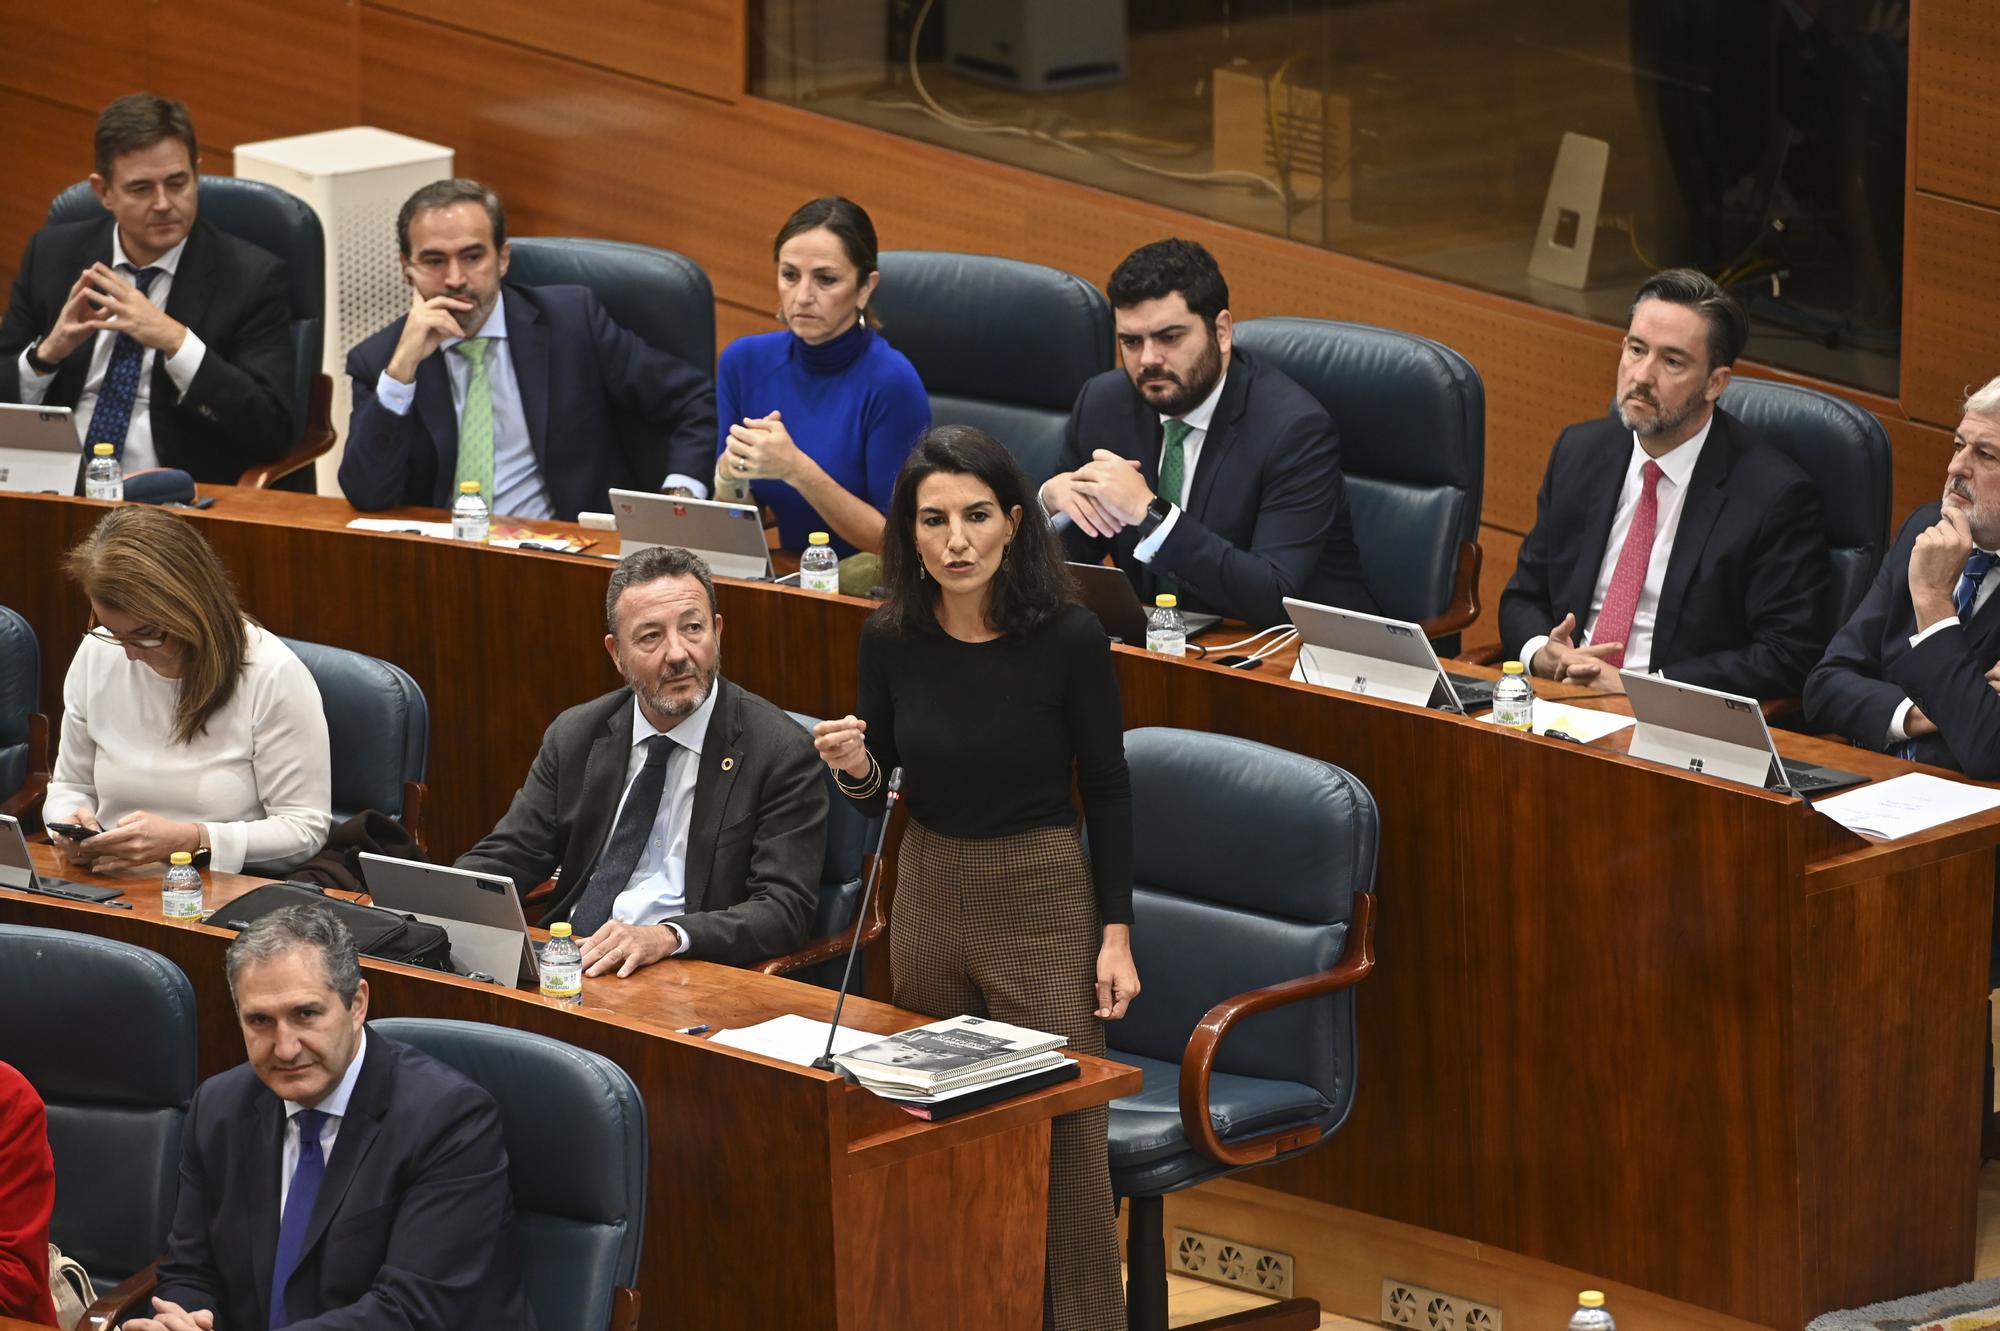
[1106,728,1380,1331]
[279,637,430,848]
[758,712,887,988]
[0,608,47,821]
[506,237,715,377]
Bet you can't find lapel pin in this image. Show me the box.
[721,757,735,772]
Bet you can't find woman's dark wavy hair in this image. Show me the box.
[873,425,1076,638]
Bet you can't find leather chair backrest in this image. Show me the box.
[0,926,197,1285]
[1109,729,1379,1108]
[787,712,884,987]
[872,251,1113,491]
[0,608,38,805]
[505,237,715,377]
[279,637,428,825]
[1231,318,1485,627]
[371,1018,646,1331]
[1718,376,1892,630]
[50,178,328,475]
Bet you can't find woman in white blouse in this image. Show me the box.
[44,507,332,876]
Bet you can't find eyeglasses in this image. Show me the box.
[86,615,167,649]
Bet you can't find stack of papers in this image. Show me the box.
[1811,773,2000,840]
[833,1015,1068,1098]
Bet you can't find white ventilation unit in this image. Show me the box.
[232,129,454,490]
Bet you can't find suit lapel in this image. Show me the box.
[682,682,742,914]
[508,288,552,477]
[1182,356,1251,521]
[414,356,457,497]
[1651,417,1737,654]
[248,1089,284,1320]
[161,222,218,346]
[1561,424,1634,618]
[49,221,117,406]
[559,698,637,913]
[296,1034,392,1266]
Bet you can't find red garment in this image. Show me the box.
[0,1061,57,1327]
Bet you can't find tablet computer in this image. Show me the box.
[608,489,773,581]
[360,852,539,986]
[0,404,82,496]
[1284,597,1482,712]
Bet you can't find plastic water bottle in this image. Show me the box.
[800,531,839,593]
[539,922,582,1006]
[452,480,490,543]
[84,443,123,501]
[161,851,203,920]
[1569,1290,1614,1331]
[1492,660,1534,730]
[1146,593,1187,657]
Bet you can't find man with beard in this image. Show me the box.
[1041,238,1375,626]
[1498,269,1830,698]
[339,178,715,521]
[455,545,827,974]
[1807,379,2000,776]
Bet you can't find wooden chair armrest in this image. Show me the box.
[522,873,558,909]
[1416,540,1482,640]
[609,1286,641,1331]
[1176,890,1378,1168]
[79,1262,158,1331]
[755,866,890,976]
[237,373,336,489]
[1457,642,1505,666]
[0,712,50,824]
[401,780,429,857]
[1761,696,1799,722]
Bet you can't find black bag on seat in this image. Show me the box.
[209,881,454,973]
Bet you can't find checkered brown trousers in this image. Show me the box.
[891,820,1124,1331]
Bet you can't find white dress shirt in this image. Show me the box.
[1886,552,2000,741]
[1519,415,1715,674]
[280,1031,367,1214]
[16,229,209,472]
[1039,367,1229,559]
[42,623,333,874]
[601,685,720,952]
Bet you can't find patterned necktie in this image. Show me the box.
[568,735,676,939]
[86,266,162,458]
[452,338,496,504]
[1589,460,1664,670]
[1895,550,1997,760]
[1158,418,1192,507]
[270,1108,328,1329]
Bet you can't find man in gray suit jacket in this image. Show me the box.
[457,546,827,973]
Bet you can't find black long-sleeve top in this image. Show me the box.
[851,604,1134,925]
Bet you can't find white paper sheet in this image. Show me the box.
[1811,772,2000,841]
[346,517,455,538]
[708,1013,880,1067]
[1479,702,1635,742]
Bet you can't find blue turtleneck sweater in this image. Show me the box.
[715,321,930,556]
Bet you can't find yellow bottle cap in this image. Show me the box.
[1578,1291,1605,1309]
[1502,660,1526,675]
[93,443,115,456]
[169,851,192,865]
[459,480,481,494]
[1155,594,1178,608]
[550,922,572,938]
[808,532,831,545]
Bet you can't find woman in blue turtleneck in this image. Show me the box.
[715,197,929,556]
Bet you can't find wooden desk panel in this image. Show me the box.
[3,488,1996,1328]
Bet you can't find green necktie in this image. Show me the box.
[1158,418,1192,507]
[452,338,496,504]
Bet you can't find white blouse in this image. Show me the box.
[44,624,333,874]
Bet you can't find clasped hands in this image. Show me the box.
[1529,612,1628,693]
[51,808,200,873]
[719,410,806,492]
[40,263,186,364]
[1044,451,1152,539]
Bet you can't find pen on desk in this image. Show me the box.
[676,1024,710,1036]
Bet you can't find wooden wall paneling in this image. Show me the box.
[1902,192,2000,429]
[1912,0,2000,206]
[146,0,361,158]
[365,0,745,104]
[0,0,148,117]
[1884,413,1955,529]
[1475,525,1523,649]
[0,93,101,293]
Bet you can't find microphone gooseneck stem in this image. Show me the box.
[813,767,902,1073]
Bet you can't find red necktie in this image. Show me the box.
[1590,460,1663,669]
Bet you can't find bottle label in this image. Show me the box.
[800,569,839,593]
[540,963,582,999]
[1145,632,1187,657]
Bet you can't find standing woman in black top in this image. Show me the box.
[814,425,1138,1331]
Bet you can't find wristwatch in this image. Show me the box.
[190,825,212,870]
[1136,495,1175,539]
[23,339,58,376]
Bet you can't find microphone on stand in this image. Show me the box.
[813,767,903,1074]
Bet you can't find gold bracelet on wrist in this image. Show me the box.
[834,752,882,799]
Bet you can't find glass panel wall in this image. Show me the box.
[752,0,1907,393]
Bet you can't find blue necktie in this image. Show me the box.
[86,266,162,458]
[270,1108,328,1329]
[568,735,675,939]
[1896,550,1997,759]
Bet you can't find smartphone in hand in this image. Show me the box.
[46,822,99,841]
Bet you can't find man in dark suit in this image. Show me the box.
[1806,381,2000,777]
[133,906,535,1331]
[1498,269,1830,699]
[0,93,293,483]
[339,178,713,522]
[1041,238,1374,627]
[457,545,827,973]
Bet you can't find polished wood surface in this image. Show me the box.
[1,843,1135,1331]
[4,487,1989,1328]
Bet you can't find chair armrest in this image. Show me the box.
[522,872,558,910]
[1177,890,1378,1168]
[401,779,428,857]
[0,713,50,824]
[1457,642,1505,666]
[609,1286,641,1331]
[237,373,336,489]
[1417,540,1482,640]
[755,868,890,977]
[79,1262,158,1331]
[1762,697,1798,722]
